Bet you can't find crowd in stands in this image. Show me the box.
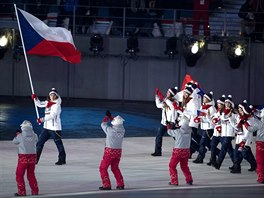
[0,0,263,41]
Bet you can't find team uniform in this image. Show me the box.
[99,115,125,190]
[34,88,66,165]
[152,87,178,156]
[167,116,193,185]
[181,86,202,157]
[214,95,235,170]
[193,92,216,163]
[13,121,39,196]
[229,102,257,173]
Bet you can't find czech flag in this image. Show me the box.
[16,8,81,64]
[181,74,194,90]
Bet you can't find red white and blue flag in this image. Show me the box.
[16,8,81,64]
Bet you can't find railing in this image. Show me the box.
[0,2,263,39]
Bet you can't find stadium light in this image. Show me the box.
[0,28,13,60]
[225,38,247,69]
[164,37,178,58]
[234,45,242,56]
[126,36,139,56]
[182,35,205,67]
[89,34,103,55]
[0,35,8,47]
[191,42,199,54]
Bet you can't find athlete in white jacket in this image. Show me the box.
[151,87,178,156]
[32,88,66,165]
[214,95,236,170]
[193,91,216,164]
[229,101,257,174]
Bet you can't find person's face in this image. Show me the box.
[166,90,172,98]
[183,92,189,99]
[217,103,224,110]
[238,107,244,116]
[225,102,231,109]
[203,96,210,103]
[49,93,57,101]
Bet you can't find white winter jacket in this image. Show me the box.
[220,110,236,137]
[183,95,201,128]
[155,96,177,126]
[35,97,62,131]
[212,111,222,137]
[200,101,217,130]
[231,115,254,146]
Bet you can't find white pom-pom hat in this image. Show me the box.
[20,120,32,128]
[111,115,125,125]
[204,91,213,101]
[49,88,58,96]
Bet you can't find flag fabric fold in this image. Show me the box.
[16,8,81,64]
[181,74,194,91]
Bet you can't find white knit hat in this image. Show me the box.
[49,88,58,96]
[168,86,178,96]
[111,115,125,125]
[204,91,213,101]
[217,94,226,105]
[225,94,235,108]
[20,120,32,128]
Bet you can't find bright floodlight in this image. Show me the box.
[0,35,8,47]
[234,46,242,56]
[191,42,199,54]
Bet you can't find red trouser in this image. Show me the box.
[256,141,264,183]
[169,148,193,185]
[99,147,124,188]
[193,0,210,36]
[16,154,38,196]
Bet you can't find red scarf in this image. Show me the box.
[202,104,212,110]
[223,108,231,115]
[237,113,250,129]
[46,101,56,108]
[217,108,224,113]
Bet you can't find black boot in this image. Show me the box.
[193,155,203,164]
[116,185,125,190]
[230,163,241,174]
[55,160,66,165]
[230,168,241,174]
[213,161,221,170]
[248,164,256,171]
[229,165,234,170]
[14,193,24,196]
[151,152,162,156]
[207,155,216,166]
[99,186,111,190]
[207,161,212,166]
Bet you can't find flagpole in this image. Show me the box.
[14,4,40,119]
